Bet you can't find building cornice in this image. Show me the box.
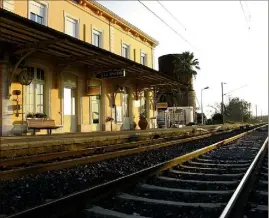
[77,0,159,47]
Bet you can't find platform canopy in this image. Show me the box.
[0,9,186,90]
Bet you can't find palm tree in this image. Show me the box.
[172,51,200,89]
[157,88,181,107]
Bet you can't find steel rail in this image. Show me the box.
[0,125,265,181]
[0,132,214,180]
[219,136,268,218]
[6,124,266,218]
[1,134,190,167]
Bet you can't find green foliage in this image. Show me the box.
[224,97,251,122]
[157,51,200,106]
[172,51,200,83]
[26,112,47,119]
[212,113,223,124]
[209,97,265,124]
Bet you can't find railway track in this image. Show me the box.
[244,151,268,218]
[0,132,211,167]
[4,124,267,218]
[0,128,245,181]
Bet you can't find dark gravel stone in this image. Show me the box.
[0,127,266,216]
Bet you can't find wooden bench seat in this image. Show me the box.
[27,119,62,135]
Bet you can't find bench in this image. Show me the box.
[27,119,62,135]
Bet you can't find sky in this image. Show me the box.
[97,1,268,118]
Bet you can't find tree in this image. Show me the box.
[209,97,252,123]
[212,113,223,124]
[157,89,180,107]
[196,112,207,124]
[224,97,251,122]
[156,51,200,107]
[172,51,200,87]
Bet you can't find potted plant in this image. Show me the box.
[26,113,35,119]
[26,112,48,120]
[35,113,47,119]
[138,111,148,130]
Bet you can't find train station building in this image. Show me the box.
[0,0,184,136]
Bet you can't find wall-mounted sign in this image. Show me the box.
[98,70,126,79]
[157,102,168,109]
[87,86,101,96]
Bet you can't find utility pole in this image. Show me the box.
[201,86,209,125]
[221,82,226,124]
[255,105,257,119]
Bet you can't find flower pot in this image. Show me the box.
[138,119,148,130]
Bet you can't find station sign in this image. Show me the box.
[157,102,168,109]
[98,69,126,79]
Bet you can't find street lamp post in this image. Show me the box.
[201,86,209,125]
[221,82,227,124]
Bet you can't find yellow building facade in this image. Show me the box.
[0,0,163,135]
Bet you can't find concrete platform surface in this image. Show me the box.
[0,125,221,146]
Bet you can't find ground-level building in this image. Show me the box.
[0,9,185,136]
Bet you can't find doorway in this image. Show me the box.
[64,87,77,132]
[90,95,101,131]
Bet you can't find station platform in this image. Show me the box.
[1,124,240,158]
[0,125,220,146]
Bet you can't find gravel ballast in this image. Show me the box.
[0,128,261,216]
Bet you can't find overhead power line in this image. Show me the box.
[156,1,187,31]
[245,1,251,20]
[137,0,198,51]
[224,84,248,96]
[239,1,250,30]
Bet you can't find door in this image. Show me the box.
[64,88,77,132]
[90,95,100,131]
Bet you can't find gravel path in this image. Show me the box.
[0,128,257,216]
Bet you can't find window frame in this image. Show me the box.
[63,11,80,39]
[92,28,103,48]
[140,51,148,66]
[90,95,101,124]
[28,0,49,26]
[23,67,45,117]
[121,43,130,59]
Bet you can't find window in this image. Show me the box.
[3,0,14,12]
[30,12,43,24]
[91,95,100,124]
[92,29,102,48]
[122,43,129,59]
[28,1,47,25]
[24,67,45,115]
[141,52,147,66]
[121,93,129,118]
[64,14,79,38]
[140,96,146,115]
